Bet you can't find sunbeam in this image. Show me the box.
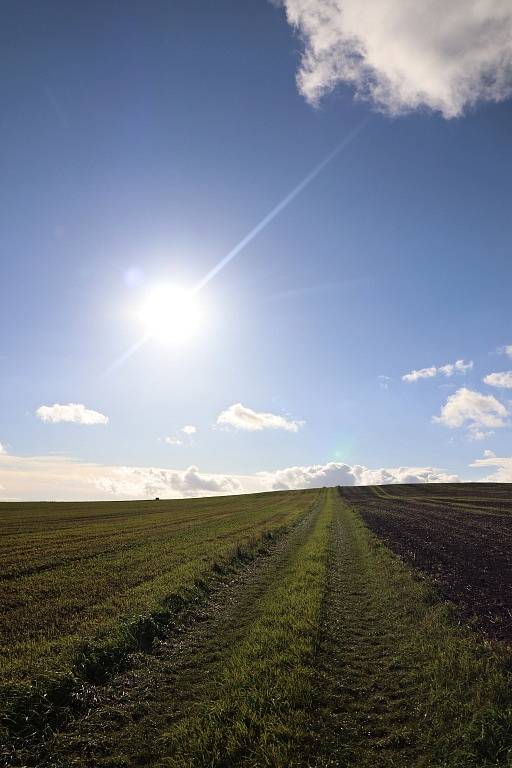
[106,119,368,374]
[193,118,369,293]
[103,334,150,376]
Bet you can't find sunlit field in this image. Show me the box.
[2,2,512,764]
[2,486,512,767]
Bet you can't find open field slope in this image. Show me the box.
[0,491,319,754]
[343,483,512,641]
[2,486,512,767]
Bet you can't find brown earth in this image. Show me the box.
[342,483,512,642]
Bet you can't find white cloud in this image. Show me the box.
[438,360,474,377]
[483,371,512,389]
[216,403,305,433]
[468,429,495,442]
[94,465,243,499]
[279,0,512,117]
[164,436,183,446]
[483,449,496,458]
[36,403,109,425]
[402,359,472,383]
[262,461,459,490]
[402,366,437,383]
[498,345,512,357]
[0,443,6,455]
[470,455,512,482]
[0,453,256,501]
[163,425,196,445]
[0,451,462,501]
[433,387,508,440]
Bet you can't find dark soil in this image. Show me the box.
[342,484,512,642]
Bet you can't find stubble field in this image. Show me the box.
[2,484,512,767]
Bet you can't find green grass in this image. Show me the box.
[0,490,318,747]
[3,486,512,767]
[156,488,512,768]
[157,488,332,768]
[315,493,512,767]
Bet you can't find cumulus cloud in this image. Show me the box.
[181,425,197,435]
[433,387,508,440]
[483,449,496,458]
[94,465,243,499]
[402,359,472,383]
[0,443,6,455]
[0,450,464,501]
[470,455,512,482]
[498,345,512,357]
[0,452,254,501]
[216,403,305,433]
[262,461,459,490]
[36,403,109,425]
[483,371,512,389]
[279,0,512,117]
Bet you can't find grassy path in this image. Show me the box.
[156,487,331,767]
[312,493,512,767]
[7,488,512,767]
[312,495,424,766]
[1,490,317,764]
[29,490,328,768]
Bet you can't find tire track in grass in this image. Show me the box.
[155,488,332,768]
[32,491,326,768]
[311,496,422,767]
[311,492,512,768]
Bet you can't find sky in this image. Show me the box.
[2,0,512,500]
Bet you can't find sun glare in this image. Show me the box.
[139,283,201,344]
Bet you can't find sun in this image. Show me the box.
[139,283,202,344]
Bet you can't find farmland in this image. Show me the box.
[0,490,319,759]
[2,485,512,766]
[343,483,512,641]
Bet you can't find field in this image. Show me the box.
[2,485,512,767]
[343,483,512,641]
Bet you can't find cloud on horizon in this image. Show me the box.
[402,359,473,383]
[0,451,462,502]
[36,403,109,425]
[216,403,305,432]
[471,455,512,482]
[262,461,459,490]
[279,0,512,117]
[94,465,243,499]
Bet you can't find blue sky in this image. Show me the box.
[2,0,512,499]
